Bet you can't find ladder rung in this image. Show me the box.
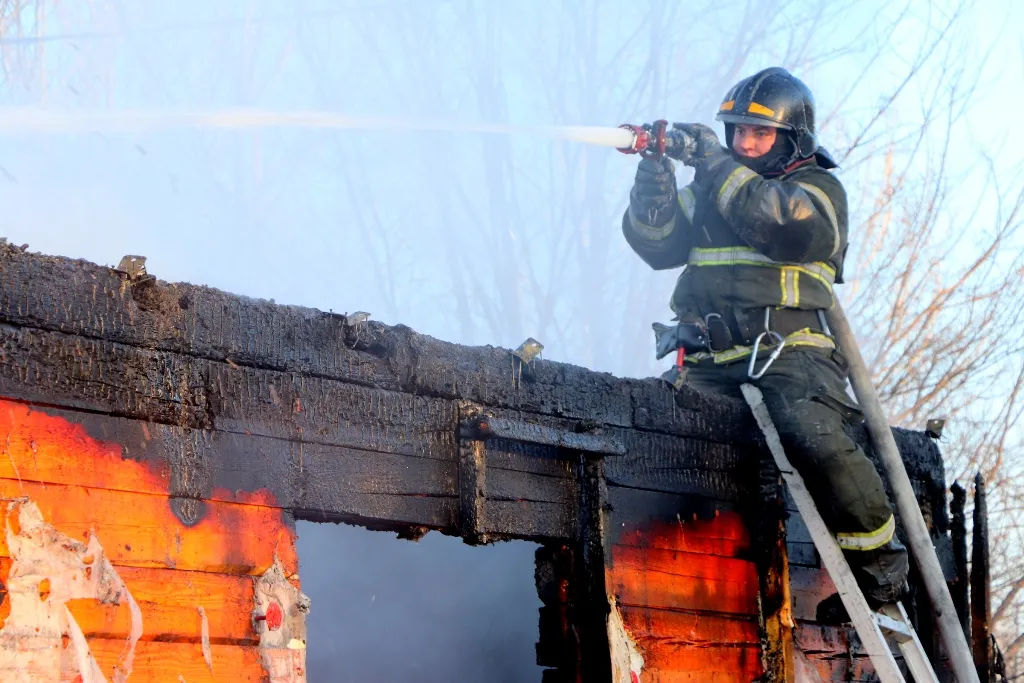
[875,610,914,642]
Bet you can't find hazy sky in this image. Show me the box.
[2,1,1020,679]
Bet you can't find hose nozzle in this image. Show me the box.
[617,120,668,159]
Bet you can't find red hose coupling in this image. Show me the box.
[617,124,649,155]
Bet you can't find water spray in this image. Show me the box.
[0,106,645,150]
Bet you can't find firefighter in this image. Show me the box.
[621,67,909,621]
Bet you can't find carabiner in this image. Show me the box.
[747,331,786,379]
[747,307,786,380]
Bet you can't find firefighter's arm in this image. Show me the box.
[621,158,697,270]
[699,156,847,263]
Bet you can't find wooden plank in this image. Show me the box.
[486,466,576,504]
[0,478,298,576]
[89,639,265,682]
[482,437,574,479]
[0,558,258,643]
[796,619,881,682]
[790,565,836,621]
[787,541,818,567]
[484,499,574,540]
[632,644,763,682]
[479,408,754,499]
[785,513,813,544]
[613,508,751,558]
[0,397,458,505]
[618,606,759,645]
[608,487,743,548]
[605,433,755,499]
[0,322,459,456]
[610,545,759,615]
[618,671,764,683]
[0,399,580,540]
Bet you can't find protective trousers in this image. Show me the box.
[684,346,909,604]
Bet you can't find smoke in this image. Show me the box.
[297,522,543,682]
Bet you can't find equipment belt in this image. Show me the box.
[721,307,823,348]
[686,307,835,365]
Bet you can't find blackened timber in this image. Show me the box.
[11,400,459,532]
[481,405,755,501]
[574,453,612,683]
[469,415,625,455]
[0,324,459,459]
[0,244,949,492]
[754,450,792,682]
[458,404,488,544]
[0,241,751,443]
[971,473,991,682]
[951,482,970,642]
[0,246,956,586]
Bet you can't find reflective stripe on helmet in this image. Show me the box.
[687,246,836,289]
[836,515,896,551]
[796,182,841,257]
[747,102,775,117]
[716,166,758,214]
[685,327,835,365]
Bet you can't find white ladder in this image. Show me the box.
[741,384,940,683]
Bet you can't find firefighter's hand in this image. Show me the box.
[630,157,677,225]
[670,123,725,167]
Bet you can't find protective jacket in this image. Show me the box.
[622,150,848,364]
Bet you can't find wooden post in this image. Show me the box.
[574,452,612,683]
[950,482,970,642]
[971,473,991,682]
[755,449,794,682]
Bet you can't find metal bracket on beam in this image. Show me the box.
[459,415,625,457]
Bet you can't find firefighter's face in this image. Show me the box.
[732,124,777,158]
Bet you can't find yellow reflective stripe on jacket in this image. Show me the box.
[781,266,800,307]
[628,205,677,240]
[796,181,841,257]
[835,514,896,551]
[687,246,836,288]
[716,166,758,213]
[678,186,696,223]
[684,328,836,365]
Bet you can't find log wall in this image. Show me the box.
[0,241,953,682]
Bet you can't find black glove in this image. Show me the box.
[630,156,677,227]
[668,123,726,167]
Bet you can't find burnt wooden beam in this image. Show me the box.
[0,241,751,442]
[971,473,991,682]
[458,405,489,544]
[756,452,793,683]
[951,481,970,642]
[574,452,612,683]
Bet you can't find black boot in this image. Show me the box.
[815,537,910,625]
[815,579,910,625]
